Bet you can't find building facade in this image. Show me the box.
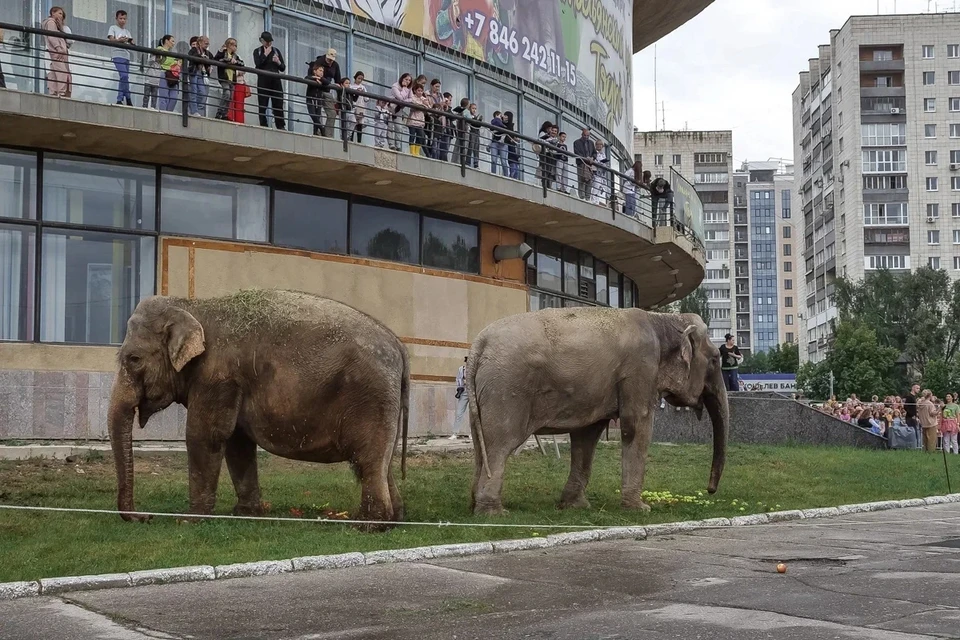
[793,13,960,363]
[633,130,734,345]
[0,1,709,440]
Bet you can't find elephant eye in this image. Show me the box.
[126,354,142,365]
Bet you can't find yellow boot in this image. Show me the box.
[410,144,421,156]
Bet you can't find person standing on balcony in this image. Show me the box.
[305,59,329,135]
[591,139,610,205]
[650,175,674,225]
[107,10,134,106]
[389,73,413,151]
[42,6,71,98]
[719,333,743,392]
[467,103,482,168]
[253,31,286,131]
[0,28,7,89]
[574,128,596,199]
[489,111,509,175]
[623,160,642,219]
[157,34,181,112]
[315,48,341,137]
[213,38,240,119]
[187,35,213,117]
[450,357,470,441]
[502,111,520,179]
[406,83,430,156]
[452,97,469,163]
[351,71,368,143]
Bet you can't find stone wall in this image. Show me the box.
[653,392,886,449]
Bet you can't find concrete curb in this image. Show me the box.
[2,493,959,601]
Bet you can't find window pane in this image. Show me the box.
[169,0,263,59]
[349,203,419,263]
[43,156,155,230]
[522,98,560,185]
[272,190,347,254]
[476,80,519,133]
[0,222,36,341]
[0,149,36,220]
[161,170,267,241]
[0,0,37,92]
[421,216,479,273]
[608,267,621,308]
[40,230,155,344]
[595,261,608,304]
[563,247,578,294]
[536,239,562,291]
[353,36,416,92]
[422,60,469,113]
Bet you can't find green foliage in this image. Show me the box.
[739,342,799,374]
[677,286,710,327]
[800,322,900,399]
[796,360,830,399]
[919,358,960,399]
[739,350,769,374]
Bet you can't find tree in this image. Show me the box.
[664,287,710,326]
[919,358,960,399]
[737,343,798,374]
[796,359,830,399]
[812,321,900,399]
[366,229,412,262]
[739,350,770,374]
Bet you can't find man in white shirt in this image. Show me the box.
[107,10,134,105]
[450,357,470,440]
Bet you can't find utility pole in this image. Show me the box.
[829,370,835,398]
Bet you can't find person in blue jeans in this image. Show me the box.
[106,10,134,106]
[187,35,213,116]
[489,111,509,175]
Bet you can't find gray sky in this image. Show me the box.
[631,0,939,166]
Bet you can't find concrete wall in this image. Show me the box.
[0,235,530,441]
[653,392,886,449]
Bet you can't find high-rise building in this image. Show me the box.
[633,130,734,345]
[793,13,960,363]
[732,161,796,354]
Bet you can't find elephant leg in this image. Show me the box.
[184,386,241,515]
[225,430,262,516]
[387,466,404,522]
[185,429,226,516]
[354,455,394,531]
[558,421,606,509]
[620,401,654,512]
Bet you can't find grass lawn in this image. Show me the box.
[1,442,958,583]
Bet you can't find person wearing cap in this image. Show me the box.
[253,31,286,130]
[719,334,743,392]
[312,48,340,137]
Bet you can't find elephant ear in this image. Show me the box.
[166,308,205,372]
[679,324,697,367]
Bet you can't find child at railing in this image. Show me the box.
[374,99,390,148]
[338,77,355,142]
[227,68,250,124]
[467,103,481,168]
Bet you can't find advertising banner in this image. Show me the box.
[325,0,634,149]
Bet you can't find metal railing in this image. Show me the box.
[0,21,704,249]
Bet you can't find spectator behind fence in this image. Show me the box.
[452,97,469,164]
[556,131,570,193]
[940,394,959,454]
[591,139,610,205]
[574,128,596,199]
[436,92,455,162]
[42,6,71,98]
[918,389,940,452]
[0,27,5,88]
[157,34,180,112]
[316,48,341,137]
[389,73,413,152]
[489,111,508,176]
[374,98,390,148]
[718,333,743,392]
[623,160,642,218]
[467,103,482,168]
[213,38,240,120]
[106,10,133,106]
[253,31,285,131]
[187,35,213,117]
[407,83,430,156]
[227,64,250,123]
[305,58,330,136]
[904,383,921,448]
[650,175,674,222]
[352,71,368,143]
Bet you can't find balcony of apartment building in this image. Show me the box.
[0,22,707,318]
[859,45,905,74]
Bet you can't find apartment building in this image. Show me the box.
[732,162,797,354]
[633,130,735,346]
[793,13,960,363]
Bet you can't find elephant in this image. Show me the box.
[108,289,409,529]
[465,307,727,515]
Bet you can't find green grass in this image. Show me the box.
[0,443,958,583]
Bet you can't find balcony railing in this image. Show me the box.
[0,21,705,250]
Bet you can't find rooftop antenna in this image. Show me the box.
[653,45,658,130]
[661,101,666,130]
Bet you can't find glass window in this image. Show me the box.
[536,239,562,292]
[623,277,634,308]
[273,16,348,136]
[349,203,419,263]
[476,80,519,137]
[521,98,560,184]
[42,156,155,230]
[353,36,417,91]
[421,216,479,273]
[595,261,608,305]
[272,190,347,254]
[169,0,263,59]
[422,60,469,113]
[562,247,578,295]
[0,0,36,92]
[40,229,154,344]
[161,170,268,241]
[0,149,36,220]
[0,222,36,341]
[608,267,621,308]
[579,254,596,300]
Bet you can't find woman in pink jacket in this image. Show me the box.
[42,6,71,97]
[389,73,413,152]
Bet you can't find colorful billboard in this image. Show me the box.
[329,0,634,149]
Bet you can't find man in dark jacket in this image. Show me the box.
[650,176,674,225]
[314,48,341,137]
[573,128,596,199]
[253,31,285,130]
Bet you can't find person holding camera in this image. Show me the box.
[450,357,470,440]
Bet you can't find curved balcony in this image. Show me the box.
[0,22,704,307]
[633,0,716,52]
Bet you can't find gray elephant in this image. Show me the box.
[108,289,409,529]
[466,308,727,515]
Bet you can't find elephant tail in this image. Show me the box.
[466,339,491,479]
[400,343,410,481]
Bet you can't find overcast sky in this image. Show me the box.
[631,0,943,166]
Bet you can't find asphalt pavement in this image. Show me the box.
[2,503,959,639]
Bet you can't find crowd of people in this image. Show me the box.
[5,7,680,221]
[817,384,960,454]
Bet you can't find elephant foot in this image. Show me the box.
[621,499,652,512]
[353,520,395,533]
[232,502,265,517]
[557,495,591,510]
[474,502,509,517]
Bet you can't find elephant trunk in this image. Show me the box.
[108,372,149,522]
[703,374,728,494]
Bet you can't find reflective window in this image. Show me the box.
[350,203,419,264]
[353,36,417,91]
[272,190,348,254]
[168,0,264,59]
[522,98,560,184]
[536,239,562,291]
[0,149,36,220]
[421,216,479,273]
[43,156,155,230]
[0,222,36,341]
[476,80,519,138]
[595,261,608,305]
[623,277,635,308]
[608,267,621,308]
[563,247,578,295]
[0,1,33,91]
[160,170,268,241]
[422,60,469,112]
[40,229,155,344]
